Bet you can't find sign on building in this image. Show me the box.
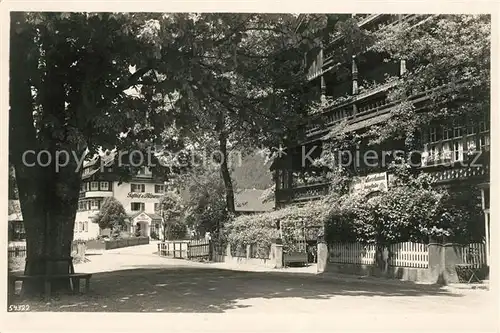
[351,172,388,194]
[127,192,162,199]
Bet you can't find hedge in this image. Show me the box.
[221,201,329,254]
[222,180,484,254]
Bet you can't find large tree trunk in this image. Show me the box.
[16,163,82,295]
[219,131,235,213]
[10,14,83,296]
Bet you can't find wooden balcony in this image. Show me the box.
[276,182,330,204]
[276,158,489,205]
[424,151,490,185]
[305,82,449,143]
[427,163,489,185]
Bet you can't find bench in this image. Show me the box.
[9,273,92,299]
[283,251,308,266]
[9,256,92,300]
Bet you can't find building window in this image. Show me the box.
[80,183,85,192]
[442,142,452,162]
[479,121,488,133]
[100,182,109,191]
[427,144,438,163]
[84,222,88,232]
[479,135,490,151]
[443,127,452,141]
[429,127,437,143]
[466,136,477,152]
[131,202,145,211]
[14,222,25,234]
[86,182,91,191]
[155,185,165,194]
[467,125,476,135]
[453,141,464,162]
[90,200,100,210]
[453,126,463,139]
[131,184,145,193]
[90,181,99,191]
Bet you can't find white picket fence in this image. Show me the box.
[388,242,429,268]
[459,242,487,268]
[329,242,429,268]
[328,241,487,270]
[329,243,376,265]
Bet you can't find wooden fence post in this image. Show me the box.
[246,244,251,260]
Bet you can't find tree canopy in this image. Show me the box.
[367,14,490,146]
[11,13,330,290]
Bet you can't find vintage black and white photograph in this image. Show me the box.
[3,7,497,332]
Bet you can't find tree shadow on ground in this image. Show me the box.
[10,265,465,313]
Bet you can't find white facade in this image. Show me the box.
[74,166,166,240]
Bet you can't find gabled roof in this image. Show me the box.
[128,211,163,221]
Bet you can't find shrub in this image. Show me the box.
[268,201,328,252]
[222,200,328,255]
[165,220,187,240]
[325,191,375,244]
[222,213,278,258]
[432,186,484,243]
[324,170,484,245]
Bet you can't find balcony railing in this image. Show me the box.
[276,157,489,205]
[276,182,330,203]
[427,163,489,184]
[305,82,452,141]
[82,191,114,198]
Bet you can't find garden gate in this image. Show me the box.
[187,239,212,260]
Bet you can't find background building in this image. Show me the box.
[75,151,166,240]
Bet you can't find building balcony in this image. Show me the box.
[425,162,490,185]
[305,83,448,143]
[276,155,490,205]
[276,182,330,204]
[80,191,114,199]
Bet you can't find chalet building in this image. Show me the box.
[75,151,166,240]
[271,14,490,262]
